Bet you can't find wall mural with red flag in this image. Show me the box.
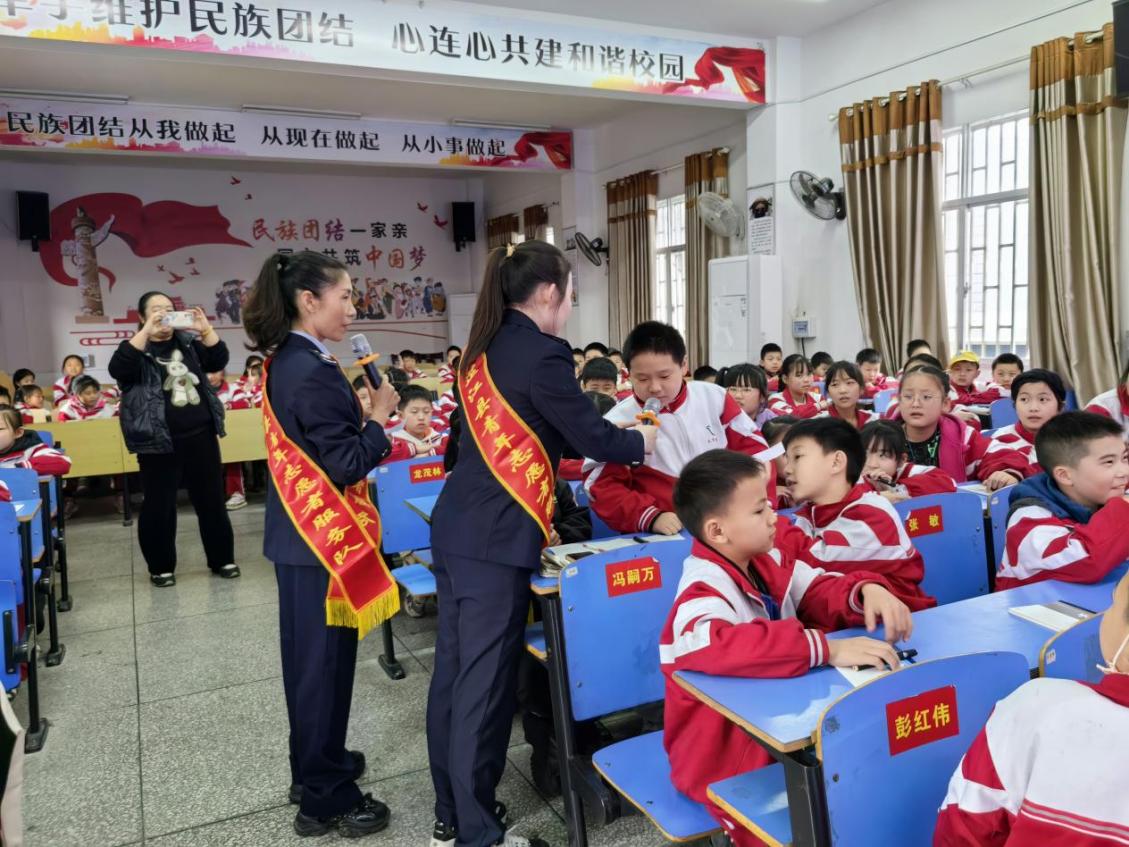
[0,159,476,382]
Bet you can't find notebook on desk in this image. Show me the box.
[1008,601,1095,632]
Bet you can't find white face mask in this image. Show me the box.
[1098,631,1129,676]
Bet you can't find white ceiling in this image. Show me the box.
[457,0,888,38]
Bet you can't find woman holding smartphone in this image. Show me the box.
[109,290,237,587]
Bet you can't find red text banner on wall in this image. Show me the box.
[0,1,767,106]
[0,97,573,171]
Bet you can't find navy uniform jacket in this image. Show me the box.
[264,333,393,567]
[431,310,644,568]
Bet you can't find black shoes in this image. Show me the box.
[150,573,176,588]
[212,564,241,579]
[293,792,389,838]
[289,750,367,805]
[431,802,508,847]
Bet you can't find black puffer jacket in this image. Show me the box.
[108,332,228,455]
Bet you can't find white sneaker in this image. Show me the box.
[498,832,548,847]
[225,492,247,511]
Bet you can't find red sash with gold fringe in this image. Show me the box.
[262,357,399,638]
[460,354,555,545]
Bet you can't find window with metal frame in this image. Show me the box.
[654,195,687,337]
[942,110,1030,361]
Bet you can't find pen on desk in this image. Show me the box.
[855,648,918,671]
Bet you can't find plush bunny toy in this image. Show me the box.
[160,349,201,407]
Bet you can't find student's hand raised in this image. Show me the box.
[650,512,683,536]
[827,636,901,671]
[859,583,914,642]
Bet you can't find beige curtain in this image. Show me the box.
[523,204,550,242]
[607,171,658,345]
[1030,23,1126,402]
[486,214,520,250]
[684,148,731,367]
[838,80,949,367]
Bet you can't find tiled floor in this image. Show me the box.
[19,497,688,846]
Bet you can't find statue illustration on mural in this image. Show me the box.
[60,206,114,319]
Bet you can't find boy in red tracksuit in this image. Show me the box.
[584,321,778,536]
[996,412,1129,590]
[934,569,1129,846]
[661,450,913,847]
[948,351,1001,407]
[783,417,937,611]
[861,420,958,503]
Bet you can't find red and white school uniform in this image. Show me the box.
[237,378,263,408]
[952,382,1005,407]
[434,389,458,426]
[862,374,897,399]
[882,463,959,498]
[892,413,1025,484]
[765,374,781,394]
[934,673,1129,847]
[661,539,884,847]
[997,497,1129,591]
[403,367,426,380]
[557,458,583,481]
[987,424,1041,478]
[822,405,878,428]
[0,481,8,503]
[583,382,778,534]
[52,375,74,406]
[787,482,936,611]
[767,390,823,419]
[0,435,72,477]
[390,428,449,458]
[437,364,456,384]
[1085,385,1129,434]
[55,396,117,422]
[14,403,48,425]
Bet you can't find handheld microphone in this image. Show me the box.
[637,397,662,427]
[349,334,383,389]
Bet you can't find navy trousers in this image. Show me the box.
[275,562,363,818]
[427,549,532,847]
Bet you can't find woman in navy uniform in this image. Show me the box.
[426,241,656,847]
[242,250,401,839]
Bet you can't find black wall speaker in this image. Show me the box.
[17,191,51,251]
[452,201,475,250]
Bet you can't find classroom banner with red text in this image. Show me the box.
[0,1,767,105]
[0,98,572,171]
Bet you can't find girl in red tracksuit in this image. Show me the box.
[766,354,825,418]
[660,451,911,847]
[820,361,878,429]
[0,407,72,477]
[861,420,958,503]
[893,367,1026,490]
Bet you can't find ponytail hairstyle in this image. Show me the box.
[461,240,571,373]
[243,250,349,355]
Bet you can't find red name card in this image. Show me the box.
[886,685,960,756]
[605,557,662,598]
[410,461,446,483]
[904,505,944,538]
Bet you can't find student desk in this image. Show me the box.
[38,411,266,526]
[405,495,438,524]
[674,567,1128,846]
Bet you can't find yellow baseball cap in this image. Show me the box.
[949,350,980,367]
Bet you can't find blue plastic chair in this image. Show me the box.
[894,492,990,604]
[989,398,1017,429]
[0,506,27,692]
[1065,389,1079,411]
[0,470,45,565]
[988,487,1018,570]
[33,431,53,447]
[873,389,896,416]
[558,538,719,841]
[709,652,1029,847]
[369,455,447,554]
[1040,615,1104,683]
